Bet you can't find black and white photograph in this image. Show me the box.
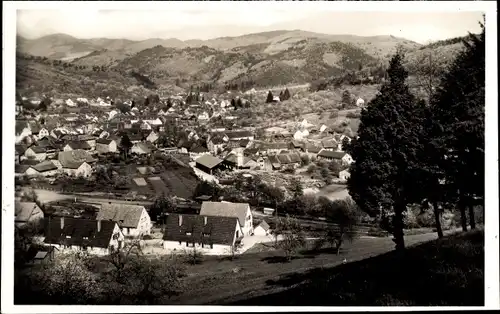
[2,0,498,311]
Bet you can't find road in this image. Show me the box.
[29,188,154,206]
[252,83,310,94]
[173,228,461,305]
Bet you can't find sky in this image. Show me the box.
[17,8,484,44]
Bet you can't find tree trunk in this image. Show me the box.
[393,203,406,251]
[468,204,476,230]
[432,201,444,238]
[459,200,468,232]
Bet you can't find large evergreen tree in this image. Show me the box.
[347,51,426,251]
[427,22,485,231]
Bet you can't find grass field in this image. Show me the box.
[231,229,484,306]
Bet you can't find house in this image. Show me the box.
[289,140,302,151]
[15,202,44,228]
[301,143,322,155]
[77,134,97,148]
[38,127,50,139]
[58,150,96,177]
[96,203,152,237]
[321,139,339,151]
[162,213,243,254]
[253,220,270,236]
[293,129,309,140]
[25,160,59,177]
[30,248,56,265]
[276,152,302,169]
[263,207,275,216]
[63,141,92,152]
[263,155,282,171]
[131,142,157,155]
[195,154,225,175]
[207,134,227,155]
[146,130,159,144]
[189,145,210,160]
[263,142,289,155]
[200,201,253,236]
[339,169,351,181]
[224,130,254,141]
[317,150,354,165]
[23,146,47,162]
[95,138,117,154]
[43,217,125,256]
[224,151,258,170]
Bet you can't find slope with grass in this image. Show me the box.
[230,230,484,306]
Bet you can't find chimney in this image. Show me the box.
[97,219,101,232]
[179,215,183,226]
[60,217,64,229]
[204,216,208,226]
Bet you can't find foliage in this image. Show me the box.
[346,50,427,251]
[150,194,177,222]
[184,246,204,265]
[271,215,306,261]
[119,134,133,159]
[288,177,303,199]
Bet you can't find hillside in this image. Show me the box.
[17,30,420,60]
[231,230,484,306]
[15,30,468,97]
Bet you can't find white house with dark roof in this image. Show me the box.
[43,217,125,256]
[25,160,60,177]
[253,220,270,236]
[95,138,117,154]
[58,150,96,177]
[162,213,243,255]
[195,154,225,175]
[200,201,253,236]
[96,203,152,237]
[23,146,48,162]
[317,150,354,166]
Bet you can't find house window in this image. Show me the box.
[203,233,210,237]
[210,243,213,249]
[185,232,192,236]
[83,237,89,240]
[66,235,71,239]
[179,241,182,245]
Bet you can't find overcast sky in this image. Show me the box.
[17,9,484,44]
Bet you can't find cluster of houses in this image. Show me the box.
[16,197,269,257]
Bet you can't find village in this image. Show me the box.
[14,86,365,262]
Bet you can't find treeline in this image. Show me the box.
[346,24,485,250]
[130,71,157,89]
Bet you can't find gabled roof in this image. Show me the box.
[257,220,270,231]
[133,142,157,154]
[190,145,209,153]
[15,121,29,135]
[31,160,58,172]
[224,130,253,139]
[96,138,114,145]
[290,140,302,148]
[66,141,91,150]
[200,201,250,227]
[15,202,42,222]
[302,143,322,153]
[195,154,223,169]
[15,164,31,174]
[58,149,96,169]
[321,139,338,149]
[318,150,347,159]
[96,203,147,229]
[43,217,118,249]
[27,146,47,154]
[163,213,239,246]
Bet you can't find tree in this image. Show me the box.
[317,198,360,255]
[271,215,306,261]
[236,98,243,108]
[346,50,426,251]
[27,252,102,304]
[231,98,236,108]
[266,91,274,103]
[116,102,131,114]
[288,177,303,199]
[150,194,176,223]
[283,88,291,101]
[38,98,50,111]
[427,22,485,232]
[341,90,353,108]
[119,134,133,160]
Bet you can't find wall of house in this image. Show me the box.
[63,163,92,178]
[26,168,59,177]
[163,240,232,255]
[24,149,47,161]
[147,132,159,143]
[124,209,152,237]
[131,145,146,155]
[242,207,253,236]
[86,140,96,149]
[63,145,73,152]
[254,226,268,236]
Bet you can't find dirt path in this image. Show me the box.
[171,229,461,305]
